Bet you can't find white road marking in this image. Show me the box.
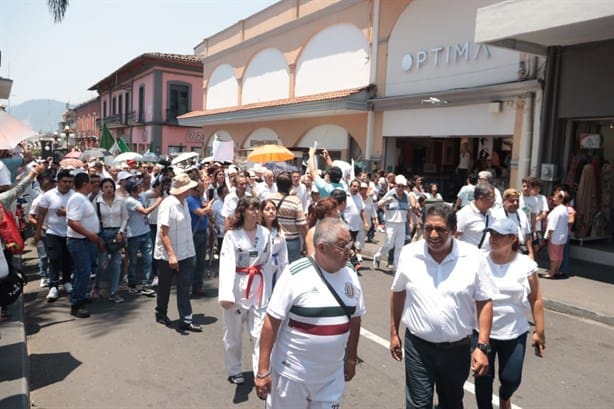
[360,328,523,409]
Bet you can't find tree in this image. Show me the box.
[48,0,70,23]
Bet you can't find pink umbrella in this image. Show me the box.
[59,158,84,169]
[0,110,37,149]
[64,151,82,159]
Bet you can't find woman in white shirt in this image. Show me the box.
[93,178,128,303]
[475,218,546,409]
[544,190,570,279]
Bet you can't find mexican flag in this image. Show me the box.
[99,124,114,150]
[109,137,130,155]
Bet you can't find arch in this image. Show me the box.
[295,23,370,97]
[242,48,290,104]
[296,124,349,150]
[243,128,282,147]
[206,64,239,110]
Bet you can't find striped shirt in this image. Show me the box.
[267,257,365,383]
[269,192,306,241]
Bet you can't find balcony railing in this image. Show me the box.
[103,113,127,128]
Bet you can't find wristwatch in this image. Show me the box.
[476,342,492,354]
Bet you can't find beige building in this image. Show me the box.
[181,0,538,199]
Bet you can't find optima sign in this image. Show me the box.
[401,42,491,71]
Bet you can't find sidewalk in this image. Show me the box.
[359,231,614,327]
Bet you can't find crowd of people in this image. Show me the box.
[1,142,582,408]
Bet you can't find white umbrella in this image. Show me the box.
[142,152,159,162]
[80,148,112,162]
[0,110,38,149]
[171,151,199,165]
[111,152,143,165]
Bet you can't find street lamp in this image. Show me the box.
[60,125,76,149]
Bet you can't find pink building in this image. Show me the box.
[73,98,100,150]
[89,53,203,155]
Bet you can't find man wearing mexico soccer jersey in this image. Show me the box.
[256,217,365,408]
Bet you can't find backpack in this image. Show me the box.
[0,203,25,254]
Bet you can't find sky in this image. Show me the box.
[0,0,279,107]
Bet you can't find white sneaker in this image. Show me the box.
[46,287,59,302]
[357,254,363,263]
[372,255,380,269]
[151,276,159,288]
[40,278,49,288]
[63,282,73,294]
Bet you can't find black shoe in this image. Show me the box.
[155,314,172,326]
[70,306,90,318]
[180,322,202,332]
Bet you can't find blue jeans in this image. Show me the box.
[473,331,528,409]
[155,257,194,323]
[127,232,153,287]
[192,230,208,290]
[97,228,123,295]
[37,236,49,279]
[285,238,302,263]
[67,238,98,307]
[45,234,72,288]
[404,330,470,409]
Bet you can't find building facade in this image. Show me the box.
[475,0,614,263]
[72,97,100,150]
[181,0,538,200]
[89,53,204,155]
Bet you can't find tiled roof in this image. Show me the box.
[180,87,368,118]
[89,52,202,91]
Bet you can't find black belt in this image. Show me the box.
[68,237,88,241]
[407,331,470,350]
[103,227,120,230]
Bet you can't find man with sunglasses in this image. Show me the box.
[390,203,496,409]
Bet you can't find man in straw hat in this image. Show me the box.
[154,173,202,332]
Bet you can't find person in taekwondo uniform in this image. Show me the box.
[255,217,365,409]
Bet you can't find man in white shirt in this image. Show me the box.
[493,188,534,260]
[221,174,250,229]
[154,173,201,332]
[256,218,365,407]
[254,170,277,202]
[34,169,75,302]
[66,173,104,318]
[456,183,496,250]
[390,203,495,409]
[344,179,369,267]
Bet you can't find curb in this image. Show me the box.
[0,295,30,409]
[543,298,614,327]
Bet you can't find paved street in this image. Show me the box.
[21,240,614,409]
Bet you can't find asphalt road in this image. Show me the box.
[23,256,614,409]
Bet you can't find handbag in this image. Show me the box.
[96,202,126,253]
[0,249,25,307]
[0,203,25,254]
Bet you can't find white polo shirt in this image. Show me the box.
[66,192,100,239]
[546,204,569,245]
[38,188,74,237]
[456,202,495,250]
[391,239,496,343]
[154,195,195,261]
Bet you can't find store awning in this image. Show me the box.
[177,87,373,127]
[474,0,614,55]
[370,80,540,112]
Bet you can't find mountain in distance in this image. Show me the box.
[7,99,68,133]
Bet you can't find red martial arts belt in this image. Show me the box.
[236,265,263,306]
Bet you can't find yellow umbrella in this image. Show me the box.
[247,144,294,163]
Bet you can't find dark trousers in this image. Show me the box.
[149,225,159,278]
[404,330,471,409]
[155,257,194,324]
[473,331,527,409]
[45,234,72,288]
